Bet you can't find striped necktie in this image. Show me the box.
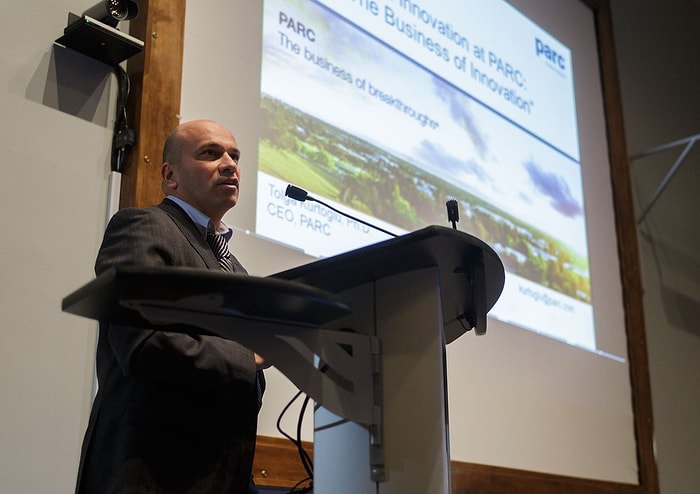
[206,230,235,272]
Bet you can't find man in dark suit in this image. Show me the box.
[76,120,267,493]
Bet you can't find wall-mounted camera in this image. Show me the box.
[55,0,143,66]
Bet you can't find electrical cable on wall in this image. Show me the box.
[111,64,137,172]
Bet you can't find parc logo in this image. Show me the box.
[535,38,567,72]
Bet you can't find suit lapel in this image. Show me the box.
[157,199,248,274]
[157,199,220,271]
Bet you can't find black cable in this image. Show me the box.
[275,390,303,448]
[111,64,137,172]
[276,390,314,493]
[275,363,339,492]
[296,395,314,477]
[287,477,313,494]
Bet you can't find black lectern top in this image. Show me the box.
[272,225,504,341]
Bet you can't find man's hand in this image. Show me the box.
[255,353,271,370]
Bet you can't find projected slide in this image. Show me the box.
[255,0,595,352]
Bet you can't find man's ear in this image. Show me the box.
[162,162,178,191]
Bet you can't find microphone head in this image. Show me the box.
[285,184,308,202]
[446,199,459,222]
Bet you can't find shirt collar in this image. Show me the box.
[166,195,233,240]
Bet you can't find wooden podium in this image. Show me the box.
[63,225,504,494]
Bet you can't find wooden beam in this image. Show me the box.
[121,0,186,208]
[593,1,659,492]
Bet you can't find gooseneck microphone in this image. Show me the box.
[446,199,459,230]
[285,184,310,202]
[285,184,398,238]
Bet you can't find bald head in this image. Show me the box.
[163,119,221,164]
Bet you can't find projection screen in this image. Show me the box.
[178,0,638,483]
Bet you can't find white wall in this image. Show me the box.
[610,1,700,493]
[0,1,116,492]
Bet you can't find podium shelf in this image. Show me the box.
[62,265,352,331]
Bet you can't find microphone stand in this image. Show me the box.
[285,184,398,238]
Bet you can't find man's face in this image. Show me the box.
[163,120,241,223]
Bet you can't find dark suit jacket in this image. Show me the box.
[76,199,264,494]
